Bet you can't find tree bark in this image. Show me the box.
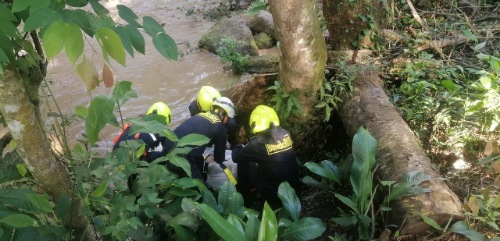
[0,65,96,241]
[268,0,327,124]
[338,70,464,234]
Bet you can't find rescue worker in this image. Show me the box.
[113,102,173,192]
[173,97,235,182]
[231,105,300,209]
[189,86,238,147]
[113,101,172,162]
[188,86,221,116]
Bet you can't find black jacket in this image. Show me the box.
[112,124,167,162]
[188,99,238,147]
[232,126,300,192]
[173,111,228,164]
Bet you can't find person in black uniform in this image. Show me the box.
[113,102,172,162]
[112,102,173,191]
[173,97,236,182]
[188,86,238,147]
[231,105,300,209]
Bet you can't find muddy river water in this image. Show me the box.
[46,0,239,149]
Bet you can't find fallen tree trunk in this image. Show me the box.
[338,70,464,234]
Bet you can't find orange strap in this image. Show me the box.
[113,123,131,144]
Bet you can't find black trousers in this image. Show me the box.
[236,162,282,209]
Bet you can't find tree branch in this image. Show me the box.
[404,0,429,31]
[30,31,47,76]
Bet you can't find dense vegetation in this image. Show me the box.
[0,0,498,241]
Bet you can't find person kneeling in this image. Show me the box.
[231,105,300,209]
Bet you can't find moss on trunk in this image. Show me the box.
[0,65,96,241]
[269,0,327,135]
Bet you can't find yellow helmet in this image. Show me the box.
[197,86,221,111]
[146,102,171,125]
[249,105,280,133]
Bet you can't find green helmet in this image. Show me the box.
[197,86,221,111]
[249,105,280,133]
[213,97,235,118]
[147,102,171,125]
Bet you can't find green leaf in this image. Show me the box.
[202,190,221,212]
[245,212,260,241]
[258,202,278,241]
[0,49,9,63]
[16,164,27,177]
[0,48,8,63]
[478,154,500,165]
[167,212,199,230]
[419,214,442,231]
[0,33,15,61]
[304,161,340,184]
[171,224,197,241]
[96,27,126,66]
[301,176,330,190]
[0,214,35,227]
[461,30,478,42]
[11,0,34,13]
[479,76,492,90]
[125,24,145,54]
[0,18,19,38]
[143,16,165,36]
[387,171,431,202]
[43,21,66,60]
[218,181,246,218]
[85,96,117,145]
[129,118,170,134]
[277,182,301,222]
[152,32,178,61]
[25,193,52,213]
[89,0,109,16]
[64,23,84,64]
[281,217,326,241]
[315,101,327,108]
[112,80,138,106]
[441,79,459,92]
[0,189,39,212]
[334,194,358,212]
[176,134,210,148]
[167,152,192,177]
[75,105,88,119]
[92,181,108,197]
[114,26,134,57]
[332,215,358,227]
[227,214,245,235]
[169,187,200,198]
[144,164,169,185]
[350,127,377,213]
[66,0,89,7]
[117,5,140,27]
[54,193,71,222]
[449,221,485,241]
[195,203,246,241]
[23,8,62,32]
[60,9,94,37]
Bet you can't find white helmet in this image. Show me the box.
[212,97,235,118]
